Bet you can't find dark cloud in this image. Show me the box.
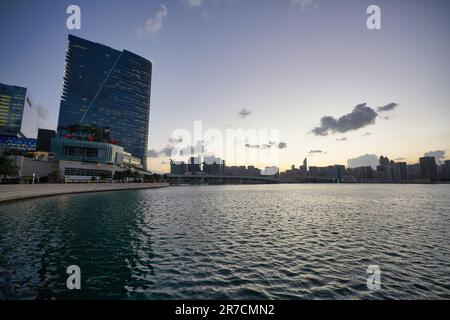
[245,141,287,149]
[363,132,371,136]
[168,136,183,143]
[147,141,207,158]
[347,154,379,169]
[424,150,446,163]
[311,102,398,136]
[146,146,174,158]
[336,137,347,142]
[309,150,326,154]
[395,157,406,161]
[311,103,378,136]
[238,108,252,118]
[147,149,160,158]
[377,103,398,112]
[278,142,288,149]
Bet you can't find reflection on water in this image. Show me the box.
[0,184,449,299]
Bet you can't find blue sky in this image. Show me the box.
[1,0,449,171]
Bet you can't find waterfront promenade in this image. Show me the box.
[0,183,169,204]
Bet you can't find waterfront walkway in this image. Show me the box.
[0,183,169,204]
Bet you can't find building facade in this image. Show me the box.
[0,135,36,153]
[51,138,140,169]
[57,35,152,161]
[36,129,56,152]
[419,157,438,181]
[0,82,38,138]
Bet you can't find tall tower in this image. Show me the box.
[57,35,152,161]
[300,157,308,177]
[0,82,38,139]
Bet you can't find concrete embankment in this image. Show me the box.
[0,183,169,204]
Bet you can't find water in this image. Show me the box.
[0,184,449,300]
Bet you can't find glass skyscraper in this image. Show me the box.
[57,35,152,161]
[0,82,38,138]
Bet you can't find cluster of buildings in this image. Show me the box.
[170,156,266,177]
[168,154,449,184]
[280,156,450,183]
[1,35,152,183]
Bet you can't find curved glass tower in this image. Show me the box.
[57,35,152,161]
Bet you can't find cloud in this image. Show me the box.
[308,150,326,154]
[245,141,287,150]
[311,103,377,136]
[336,137,347,142]
[238,108,252,118]
[182,0,204,7]
[377,103,399,112]
[136,4,167,37]
[146,146,173,158]
[395,157,406,161]
[168,136,183,143]
[424,150,446,163]
[310,102,398,136]
[147,149,160,158]
[291,0,318,10]
[147,140,206,159]
[363,132,371,136]
[347,154,379,169]
[36,104,49,120]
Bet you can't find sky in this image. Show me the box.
[1,0,449,172]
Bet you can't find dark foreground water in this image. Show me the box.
[0,184,449,300]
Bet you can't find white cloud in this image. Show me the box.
[424,150,446,164]
[136,4,168,37]
[182,0,204,7]
[291,0,318,10]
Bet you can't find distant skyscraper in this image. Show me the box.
[57,35,152,161]
[300,157,307,177]
[445,160,450,179]
[334,165,345,182]
[0,82,38,138]
[393,162,407,181]
[419,157,438,181]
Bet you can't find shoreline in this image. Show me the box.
[0,183,169,204]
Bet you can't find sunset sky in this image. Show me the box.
[1,0,449,172]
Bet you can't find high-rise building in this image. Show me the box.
[445,160,450,180]
[419,157,438,181]
[300,158,308,177]
[393,162,407,181]
[334,165,345,182]
[36,129,56,152]
[0,82,38,138]
[57,35,152,162]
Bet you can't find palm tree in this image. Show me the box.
[0,155,18,183]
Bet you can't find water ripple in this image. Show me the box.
[0,184,449,299]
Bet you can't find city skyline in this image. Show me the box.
[1,0,449,172]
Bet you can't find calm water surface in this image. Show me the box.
[0,184,449,299]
